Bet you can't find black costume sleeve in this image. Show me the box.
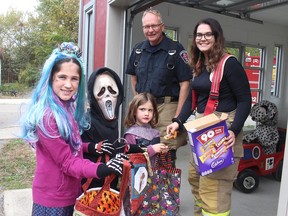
[176,83,194,124]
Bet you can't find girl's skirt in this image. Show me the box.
[32,203,74,216]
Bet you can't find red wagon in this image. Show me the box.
[234,128,286,193]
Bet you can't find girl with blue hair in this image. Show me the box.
[21,42,127,216]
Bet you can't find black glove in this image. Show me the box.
[97,163,113,178]
[128,144,145,153]
[96,153,127,178]
[112,138,144,154]
[112,139,128,155]
[88,140,115,156]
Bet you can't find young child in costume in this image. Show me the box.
[81,67,124,189]
[21,42,127,216]
[81,67,143,190]
[124,92,169,165]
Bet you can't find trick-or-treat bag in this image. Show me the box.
[136,152,181,216]
[123,152,152,215]
[73,160,131,216]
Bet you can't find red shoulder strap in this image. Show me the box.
[204,54,232,115]
[192,88,198,111]
[191,54,233,114]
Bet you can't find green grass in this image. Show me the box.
[0,139,36,190]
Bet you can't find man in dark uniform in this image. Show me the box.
[125,7,192,165]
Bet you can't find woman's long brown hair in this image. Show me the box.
[190,18,225,76]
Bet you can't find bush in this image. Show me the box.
[18,64,40,87]
[0,82,32,97]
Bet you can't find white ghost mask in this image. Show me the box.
[93,72,119,120]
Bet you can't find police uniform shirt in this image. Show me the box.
[126,34,192,98]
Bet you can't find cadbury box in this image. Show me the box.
[184,113,234,176]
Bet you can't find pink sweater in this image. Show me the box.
[32,110,101,207]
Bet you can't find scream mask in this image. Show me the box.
[93,72,119,120]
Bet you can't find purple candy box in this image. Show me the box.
[184,113,235,176]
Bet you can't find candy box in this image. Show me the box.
[184,113,234,176]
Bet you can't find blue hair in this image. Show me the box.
[21,43,89,150]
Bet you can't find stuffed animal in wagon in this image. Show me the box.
[243,100,279,154]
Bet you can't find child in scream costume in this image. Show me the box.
[81,67,143,190]
[81,67,124,190]
[21,43,127,216]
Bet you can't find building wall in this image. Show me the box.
[80,1,288,129]
[80,2,288,214]
[277,124,288,215]
[105,5,126,74]
[79,0,110,81]
[128,3,288,129]
[93,0,107,68]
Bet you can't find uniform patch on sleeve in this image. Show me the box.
[180,50,189,64]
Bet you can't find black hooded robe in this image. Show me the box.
[81,67,124,189]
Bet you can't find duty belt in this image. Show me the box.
[156,96,178,104]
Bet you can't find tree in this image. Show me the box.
[0,0,79,86]
[0,10,27,83]
[34,0,80,63]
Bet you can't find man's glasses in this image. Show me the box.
[142,23,163,30]
[195,32,214,40]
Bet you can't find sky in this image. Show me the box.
[0,0,38,15]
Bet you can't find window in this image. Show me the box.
[243,46,264,105]
[271,46,282,97]
[225,46,240,60]
[226,43,265,131]
[82,4,94,82]
[226,44,264,105]
[165,27,178,41]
